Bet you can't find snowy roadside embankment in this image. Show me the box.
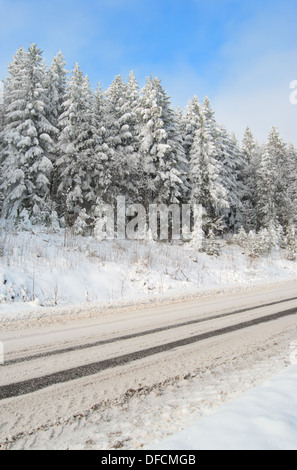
[151,364,297,450]
[0,228,297,323]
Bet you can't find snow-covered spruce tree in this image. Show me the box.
[216,126,244,232]
[180,95,202,162]
[0,44,57,225]
[73,207,89,236]
[103,72,144,204]
[268,128,295,230]
[240,127,260,231]
[284,144,297,226]
[246,229,268,257]
[138,76,187,207]
[284,224,297,260]
[0,80,5,212]
[255,127,295,232]
[46,51,67,132]
[233,226,248,248]
[0,47,27,222]
[246,223,283,257]
[91,82,113,206]
[57,63,96,226]
[103,75,130,203]
[179,95,202,202]
[46,51,68,213]
[174,107,190,204]
[256,143,277,230]
[0,80,4,145]
[189,97,228,235]
[267,127,286,223]
[121,71,143,204]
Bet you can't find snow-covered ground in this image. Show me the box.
[1,227,297,323]
[152,364,297,450]
[1,228,297,450]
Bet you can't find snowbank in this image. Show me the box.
[0,229,297,322]
[152,365,297,450]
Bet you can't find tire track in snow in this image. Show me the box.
[1,305,297,401]
[4,295,297,366]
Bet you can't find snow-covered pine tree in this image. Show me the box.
[138,76,186,207]
[0,44,57,225]
[57,63,96,225]
[189,97,228,234]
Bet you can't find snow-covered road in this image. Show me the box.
[1,281,297,449]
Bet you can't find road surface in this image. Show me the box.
[1,281,297,449]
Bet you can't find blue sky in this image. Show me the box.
[0,0,296,144]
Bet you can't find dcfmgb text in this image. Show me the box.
[145,454,196,465]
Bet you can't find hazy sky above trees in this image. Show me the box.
[0,0,296,145]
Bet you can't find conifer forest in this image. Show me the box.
[0,44,296,253]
